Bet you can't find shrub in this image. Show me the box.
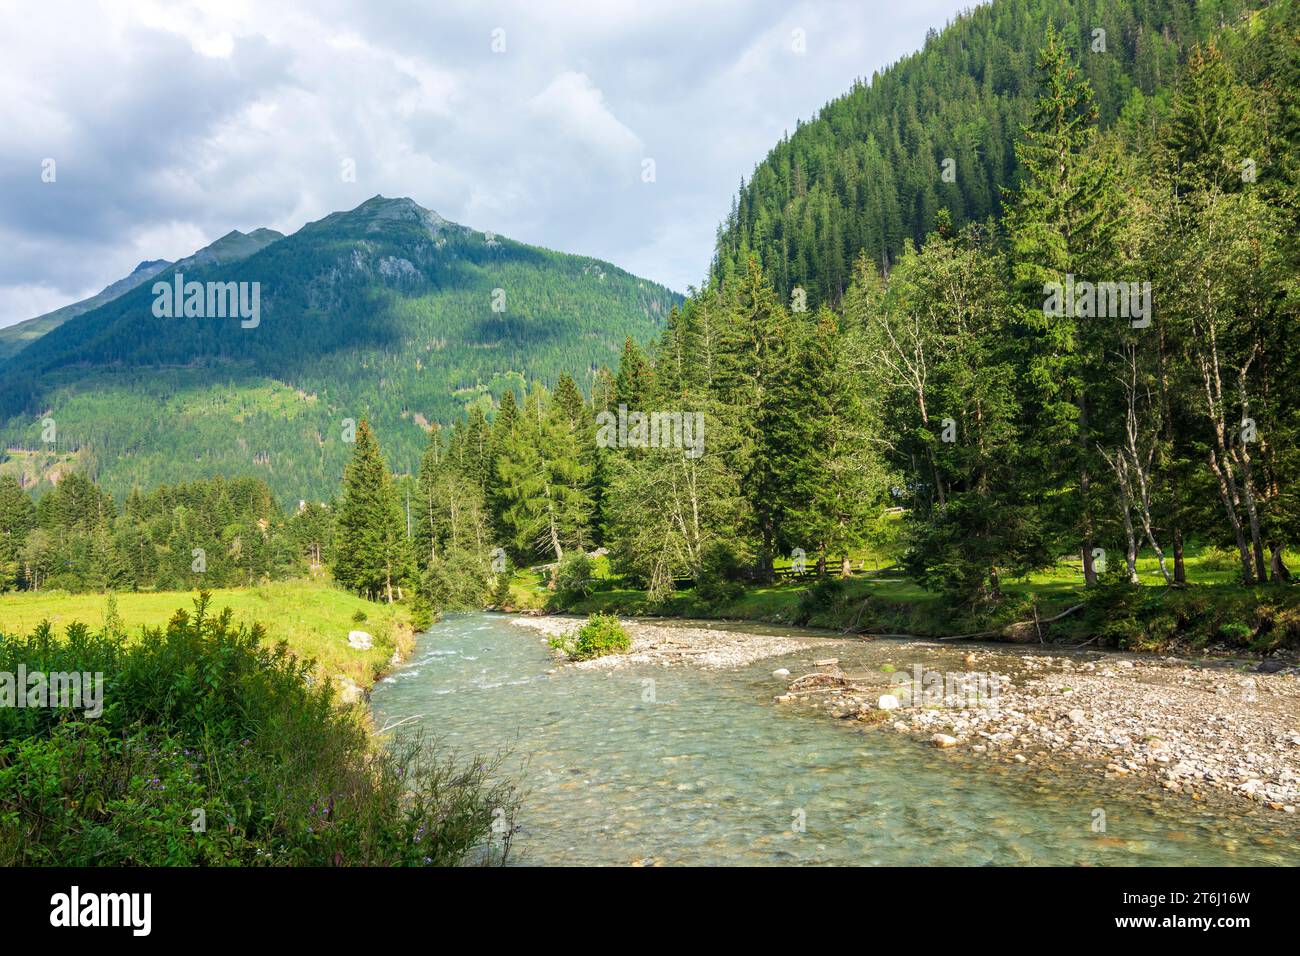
[421,552,491,611]
[548,613,630,661]
[1198,545,1240,572]
[490,570,513,608]
[553,552,594,608]
[0,593,517,866]
[795,576,847,624]
[1219,620,1254,644]
[694,541,747,605]
[408,591,435,632]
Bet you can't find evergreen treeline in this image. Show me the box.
[713,0,1272,307]
[0,472,330,593]
[6,3,1297,621]
[338,2,1300,612]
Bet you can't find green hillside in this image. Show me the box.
[0,196,678,504]
[0,259,170,362]
[712,0,1272,306]
[0,228,285,363]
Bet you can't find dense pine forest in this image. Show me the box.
[713,0,1275,306]
[3,0,1298,646]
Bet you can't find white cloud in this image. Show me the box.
[529,71,643,161]
[0,0,977,328]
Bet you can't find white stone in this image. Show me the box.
[878,694,901,711]
[931,733,959,748]
[347,630,373,650]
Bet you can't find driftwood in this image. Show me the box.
[788,672,851,691]
[849,603,1088,644]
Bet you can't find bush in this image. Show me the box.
[1198,545,1240,572]
[1219,620,1254,643]
[694,541,747,605]
[553,552,594,608]
[0,593,517,866]
[408,591,435,632]
[795,576,848,624]
[490,570,513,608]
[548,613,630,661]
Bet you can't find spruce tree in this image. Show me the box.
[332,420,412,602]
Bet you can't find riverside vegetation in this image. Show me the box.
[0,594,517,865]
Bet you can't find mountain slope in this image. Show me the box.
[0,227,285,363]
[0,196,677,503]
[712,0,1272,305]
[0,259,170,362]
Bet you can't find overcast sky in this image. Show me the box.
[0,0,975,329]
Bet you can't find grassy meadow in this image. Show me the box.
[0,578,414,689]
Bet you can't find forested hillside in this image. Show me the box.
[712,0,1273,306]
[365,0,1300,628]
[0,196,677,505]
[0,227,285,363]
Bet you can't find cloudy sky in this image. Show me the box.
[0,0,974,329]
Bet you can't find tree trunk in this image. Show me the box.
[1270,543,1292,583]
[1207,447,1255,584]
[1079,392,1097,587]
[1173,527,1186,585]
[1081,544,1097,586]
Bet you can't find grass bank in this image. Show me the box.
[0,578,415,690]
[510,546,1300,659]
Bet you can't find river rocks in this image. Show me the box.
[347,630,373,650]
[516,613,1300,811]
[508,615,807,670]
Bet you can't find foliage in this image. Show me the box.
[547,613,631,661]
[553,551,595,608]
[0,594,516,865]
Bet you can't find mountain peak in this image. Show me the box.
[339,195,452,235]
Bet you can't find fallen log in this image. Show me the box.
[849,603,1088,643]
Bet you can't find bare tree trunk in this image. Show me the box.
[1199,327,1254,584]
[1235,358,1268,582]
[1173,527,1186,585]
[1270,543,1292,583]
[1208,447,1255,584]
[1079,392,1097,587]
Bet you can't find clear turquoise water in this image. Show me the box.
[370,613,1300,866]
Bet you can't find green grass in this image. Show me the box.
[512,545,1300,656]
[0,578,413,689]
